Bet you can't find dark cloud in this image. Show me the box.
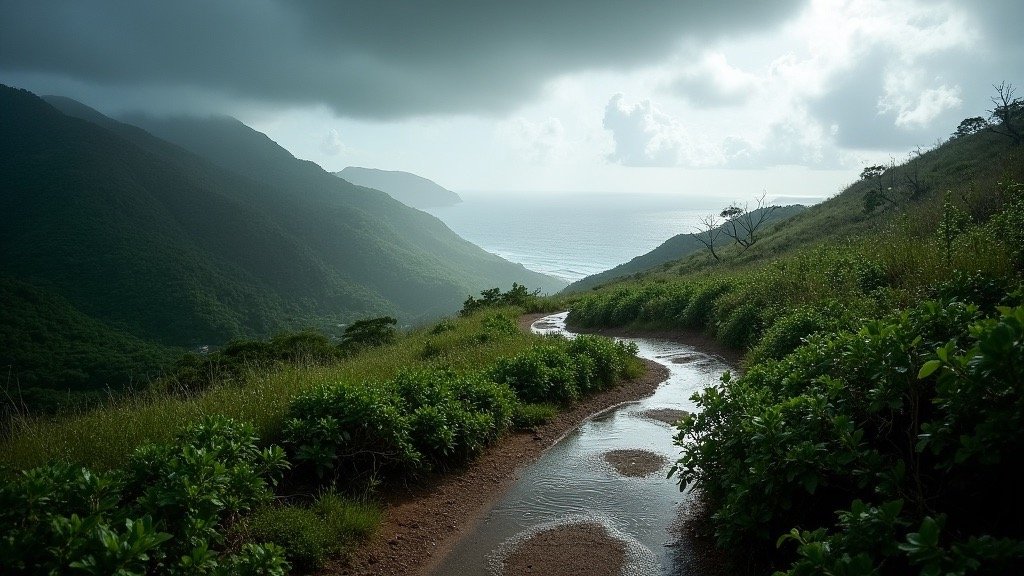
[0,0,803,118]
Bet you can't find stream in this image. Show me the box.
[428,312,735,575]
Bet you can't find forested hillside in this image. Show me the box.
[1,85,563,405]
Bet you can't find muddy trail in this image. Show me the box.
[336,312,734,576]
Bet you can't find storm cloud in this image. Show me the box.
[0,0,803,119]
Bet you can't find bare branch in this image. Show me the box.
[987,81,1023,145]
[692,214,723,261]
[720,192,778,251]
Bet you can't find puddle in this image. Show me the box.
[428,312,733,575]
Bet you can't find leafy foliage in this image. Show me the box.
[670,299,1024,574]
[1,85,564,402]
[461,283,540,316]
[282,333,639,481]
[0,415,290,574]
[235,493,379,571]
[340,317,398,352]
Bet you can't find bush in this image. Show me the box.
[238,493,379,571]
[0,415,290,575]
[671,298,1024,574]
[160,330,343,395]
[283,382,417,479]
[340,317,397,353]
[461,283,539,316]
[488,345,578,404]
[747,303,845,364]
[284,368,518,477]
[511,402,559,429]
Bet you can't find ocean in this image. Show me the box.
[425,192,709,284]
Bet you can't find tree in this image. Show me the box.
[692,214,724,261]
[987,81,1023,145]
[340,316,397,351]
[720,192,778,251]
[952,116,989,139]
[902,148,929,200]
[861,161,900,213]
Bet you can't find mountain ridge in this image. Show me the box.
[2,84,564,398]
[335,166,462,209]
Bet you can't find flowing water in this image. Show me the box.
[428,312,734,575]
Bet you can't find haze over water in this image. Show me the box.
[427,192,709,284]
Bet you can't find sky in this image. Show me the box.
[1,0,1021,204]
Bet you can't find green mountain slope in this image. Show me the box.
[0,277,176,394]
[336,166,462,208]
[1,84,563,397]
[564,205,806,292]
[118,113,565,309]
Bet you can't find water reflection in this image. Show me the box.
[429,312,732,575]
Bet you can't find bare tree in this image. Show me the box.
[902,148,929,200]
[988,81,1022,145]
[692,214,724,261]
[720,192,778,251]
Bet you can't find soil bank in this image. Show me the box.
[332,331,668,576]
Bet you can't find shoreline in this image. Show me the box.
[334,313,669,576]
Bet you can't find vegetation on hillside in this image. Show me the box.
[557,94,1024,574]
[0,306,642,573]
[1,84,564,413]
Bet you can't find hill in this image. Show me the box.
[559,99,1024,575]
[335,166,462,209]
[564,204,806,292]
[1,84,563,400]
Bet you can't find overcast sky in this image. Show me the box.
[2,0,1020,203]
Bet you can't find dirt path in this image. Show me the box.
[333,311,735,576]
[333,353,668,576]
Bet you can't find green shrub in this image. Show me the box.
[160,330,343,395]
[715,301,763,350]
[566,335,640,387]
[747,304,844,364]
[488,345,578,404]
[340,316,397,353]
[511,402,559,429]
[461,283,540,316]
[238,493,379,571]
[283,382,417,479]
[0,415,290,575]
[285,368,519,477]
[681,281,734,328]
[430,320,456,334]
[671,299,1024,574]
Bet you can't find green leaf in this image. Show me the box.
[917,360,942,379]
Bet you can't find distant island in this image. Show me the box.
[336,166,462,209]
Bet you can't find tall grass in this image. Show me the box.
[565,177,1023,361]
[0,308,545,470]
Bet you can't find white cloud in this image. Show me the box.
[720,117,845,168]
[495,117,567,164]
[602,94,689,167]
[319,128,344,155]
[881,79,963,128]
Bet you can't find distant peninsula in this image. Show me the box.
[336,167,462,209]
